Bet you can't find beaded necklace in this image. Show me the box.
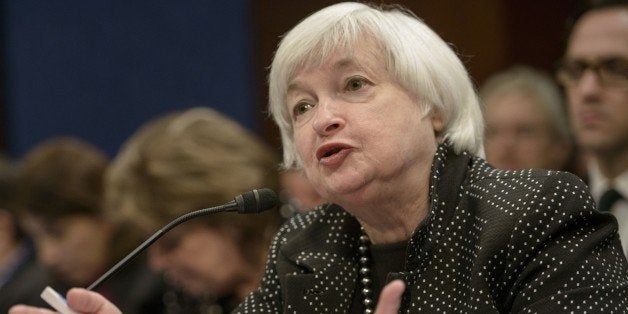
[358,229,374,314]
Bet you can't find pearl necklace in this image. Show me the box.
[358,229,374,314]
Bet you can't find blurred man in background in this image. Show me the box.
[557,0,628,256]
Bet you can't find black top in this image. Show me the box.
[0,243,48,313]
[349,240,408,314]
[235,143,628,313]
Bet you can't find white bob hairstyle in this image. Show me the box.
[269,2,484,169]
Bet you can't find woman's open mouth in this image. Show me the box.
[316,143,352,166]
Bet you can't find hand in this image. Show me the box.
[9,288,122,314]
[374,279,405,314]
[8,304,56,314]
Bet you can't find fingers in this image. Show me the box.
[374,279,406,314]
[8,304,57,314]
[8,289,122,314]
[66,288,122,314]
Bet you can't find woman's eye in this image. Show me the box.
[292,102,313,118]
[347,77,367,91]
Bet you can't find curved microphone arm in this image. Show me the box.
[86,188,278,291]
[87,201,238,290]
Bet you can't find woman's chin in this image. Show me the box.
[322,184,373,205]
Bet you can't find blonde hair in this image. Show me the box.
[105,107,281,255]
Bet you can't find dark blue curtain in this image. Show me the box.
[3,0,255,157]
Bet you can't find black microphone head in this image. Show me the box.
[234,188,278,213]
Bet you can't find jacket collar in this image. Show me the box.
[406,143,472,270]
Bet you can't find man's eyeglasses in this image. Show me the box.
[556,57,628,87]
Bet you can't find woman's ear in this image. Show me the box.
[431,113,444,133]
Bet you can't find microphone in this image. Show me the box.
[86,188,278,291]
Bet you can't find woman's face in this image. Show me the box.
[286,42,441,206]
[484,92,571,170]
[22,214,111,286]
[148,225,250,298]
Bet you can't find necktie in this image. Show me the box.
[598,188,623,212]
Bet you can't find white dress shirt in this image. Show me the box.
[588,161,628,257]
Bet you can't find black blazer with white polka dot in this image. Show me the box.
[235,144,628,313]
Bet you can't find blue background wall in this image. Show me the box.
[3,0,255,158]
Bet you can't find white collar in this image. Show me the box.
[588,160,628,202]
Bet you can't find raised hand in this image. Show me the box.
[374,279,406,314]
[9,288,121,314]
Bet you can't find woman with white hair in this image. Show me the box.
[239,2,627,313]
[9,2,628,314]
[480,65,576,172]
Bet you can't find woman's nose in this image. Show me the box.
[311,98,344,135]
